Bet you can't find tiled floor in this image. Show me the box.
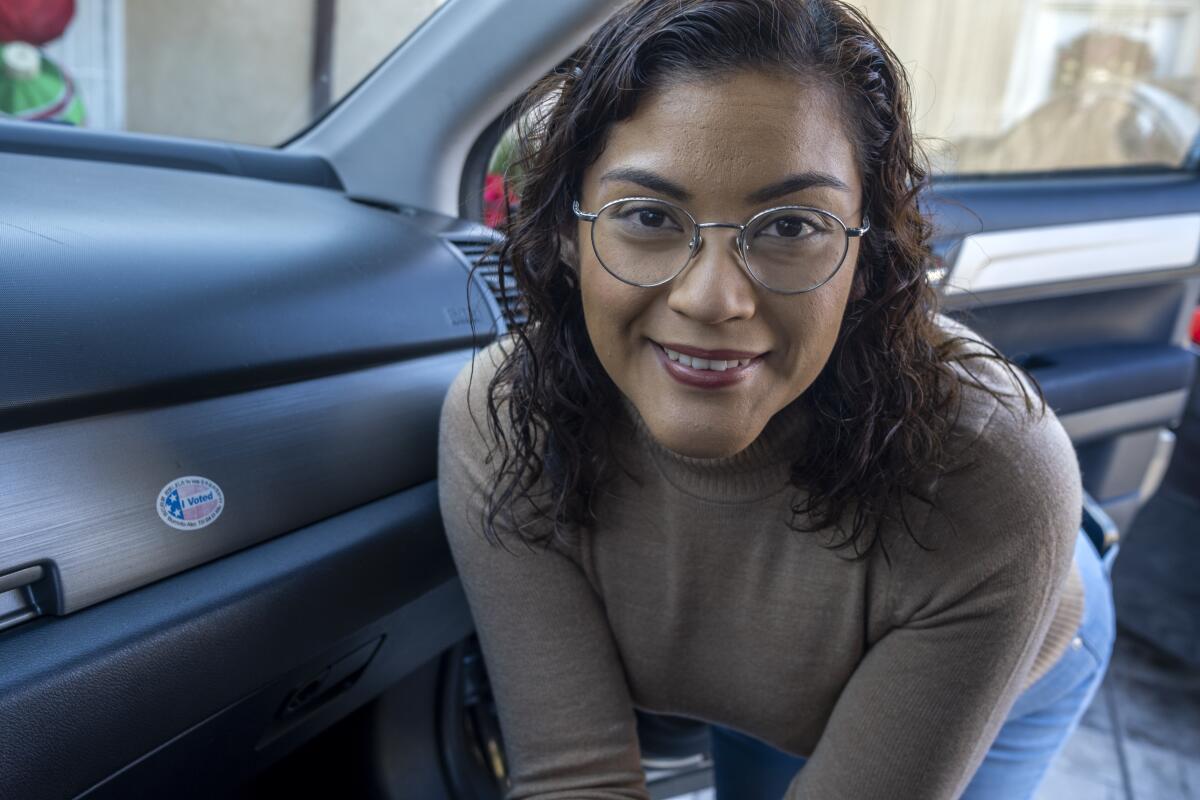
[1034,628,1200,800]
[666,628,1200,800]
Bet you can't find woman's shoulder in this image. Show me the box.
[440,337,519,448]
[888,316,1081,587]
[439,337,568,555]
[942,375,1079,532]
[438,338,524,520]
[932,314,1071,478]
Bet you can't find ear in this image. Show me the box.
[559,227,581,275]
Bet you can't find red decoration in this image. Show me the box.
[0,0,75,46]
[484,173,519,229]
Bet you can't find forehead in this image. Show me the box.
[585,70,861,208]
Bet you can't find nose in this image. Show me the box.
[666,225,758,323]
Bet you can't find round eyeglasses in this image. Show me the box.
[572,196,869,295]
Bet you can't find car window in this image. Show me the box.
[856,0,1200,175]
[480,0,1200,218]
[1,0,449,146]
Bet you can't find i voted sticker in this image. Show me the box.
[157,476,224,530]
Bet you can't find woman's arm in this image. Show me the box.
[438,345,650,800]
[785,396,1082,800]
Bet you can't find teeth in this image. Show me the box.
[662,346,754,371]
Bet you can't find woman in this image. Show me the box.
[438,1,1116,798]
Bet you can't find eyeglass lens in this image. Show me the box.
[591,199,850,293]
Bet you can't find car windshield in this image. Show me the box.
[0,0,450,147]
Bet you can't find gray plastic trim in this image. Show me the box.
[1138,429,1177,502]
[1059,390,1190,445]
[1099,493,1143,541]
[945,214,1200,296]
[0,349,472,613]
[289,0,625,215]
[0,566,43,595]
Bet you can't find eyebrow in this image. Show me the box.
[598,167,851,205]
[599,167,693,202]
[745,172,851,204]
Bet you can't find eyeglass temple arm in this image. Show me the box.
[847,215,871,238]
[572,200,599,222]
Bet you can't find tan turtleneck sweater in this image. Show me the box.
[438,325,1085,800]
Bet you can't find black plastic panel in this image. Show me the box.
[0,484,473,800]
[927,170,1200,240]
[947,283,1188,355]
[1025,344,1196,417]
[0,152,496,433]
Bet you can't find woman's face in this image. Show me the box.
[574,69,865,459]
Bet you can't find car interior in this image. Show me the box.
[1,1,1198,799]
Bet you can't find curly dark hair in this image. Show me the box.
[476,0,1037,561]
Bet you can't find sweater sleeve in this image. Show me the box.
[784,392,1082,800]
[437,343,650,800]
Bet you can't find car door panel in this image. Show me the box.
[931,174,1200,533]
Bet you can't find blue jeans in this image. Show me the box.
[710,526,1116,800]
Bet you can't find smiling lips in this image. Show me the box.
[661,345,752,371]
[654,341,764,388]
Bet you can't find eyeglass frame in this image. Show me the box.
[571,196,870,295]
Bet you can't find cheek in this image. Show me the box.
[578,248,611,340]
[815,253,858,333]
[578,255,649,366]
[772,267,855,381]
[813,268,856,352]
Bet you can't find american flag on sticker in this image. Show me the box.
[157,476,224,530]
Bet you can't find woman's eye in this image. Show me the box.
[766,217,814,238]
[612,205,684,232]
[637,209,666,227]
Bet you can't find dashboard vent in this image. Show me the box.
[449,238,527,330]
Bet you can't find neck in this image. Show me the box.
[616,394,811,503]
